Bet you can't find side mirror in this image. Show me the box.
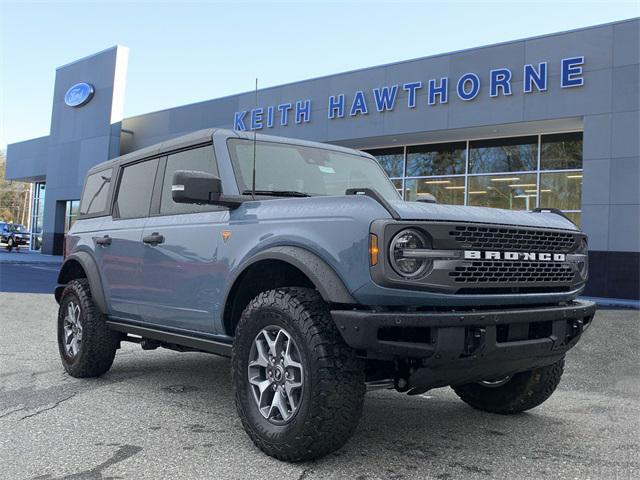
[172,170,222,204]
[415,193,437,204]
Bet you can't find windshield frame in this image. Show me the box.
[226,138,400,202]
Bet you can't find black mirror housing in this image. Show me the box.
[172,170,246,208]
[172,170,222,204]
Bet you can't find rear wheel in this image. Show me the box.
[6,238,14,251]
[232,287,365,462]
[452,358,565,414]
[57,279,119,378]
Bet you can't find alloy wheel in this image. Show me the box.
[247,326,304,425]
[63,300,83,358]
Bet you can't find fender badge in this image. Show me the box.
[222,230,232,243]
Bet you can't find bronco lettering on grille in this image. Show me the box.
[464,251,566,262]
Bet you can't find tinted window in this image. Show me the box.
[79,169,113,216]
[541,132,582,170]
[365,147,404,178]
[406,142,466,176]
[469,136,538,173]
[160,146,218,215]
[114,159,159,219]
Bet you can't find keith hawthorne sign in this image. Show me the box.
[233,56,585,131]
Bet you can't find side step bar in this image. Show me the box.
[106,320,233,357]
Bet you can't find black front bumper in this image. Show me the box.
[331,300,596,391]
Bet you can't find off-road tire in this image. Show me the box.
[6,238,14,251]
[57,279,119,377]
[452,358,565,414]
[232,287,365,462]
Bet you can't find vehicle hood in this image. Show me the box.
[389,200,578,231]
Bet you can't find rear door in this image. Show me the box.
[139,144,227,333]
[92,158,160,319]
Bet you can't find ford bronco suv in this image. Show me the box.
[55,128,595,461]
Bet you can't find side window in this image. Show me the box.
[160,145,219,215]
[114,159,159,219]
[79,169,113,216]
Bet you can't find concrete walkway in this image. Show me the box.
[0,249,63,265]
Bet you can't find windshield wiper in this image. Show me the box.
[242,190,311,198]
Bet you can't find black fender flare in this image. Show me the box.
[225,246,356,307]
[56,251,109,314]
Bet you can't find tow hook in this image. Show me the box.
[463,327,486,356]
[566,318,584,343]
[394,360,412,393]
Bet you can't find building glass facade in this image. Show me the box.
[30,182,45,250]
[64,200,80,233]
[367,132,583,225]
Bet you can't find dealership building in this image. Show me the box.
[6,18,639,300]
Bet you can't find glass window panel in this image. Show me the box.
[365,147,404,178]
[541,132,583,170]
[469,136,538,173]
[407,142,467,177]
[64,200,80,233]
[467,173,538,210]
[228,139,399,201]
[80,169,113,216]
[115,159,159,219]
[539,172,582,211]
[160,146,219,215]
[405,177,465,205]
[406,142,466,176]
[391,179,403,198]
[562,212,581,227]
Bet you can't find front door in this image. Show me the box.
[138,144,227,333]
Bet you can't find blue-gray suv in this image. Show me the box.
[55,128,596,461]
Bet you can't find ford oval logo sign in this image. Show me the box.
[64,82,95,107]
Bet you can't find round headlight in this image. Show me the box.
[389,229,431,278]
[577,238,588,278]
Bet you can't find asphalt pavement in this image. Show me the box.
[0,263,59,293]
[0,293,638,480]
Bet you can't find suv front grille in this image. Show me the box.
[449,225,577,252]
[449,260,575,284]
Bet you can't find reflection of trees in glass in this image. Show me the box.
[541,133,582,170]
[469,136,538,173]
[406,143,466,176]
[365,148,404,178]
[539,172,582,210]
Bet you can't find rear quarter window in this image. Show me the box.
[79,168,113,217]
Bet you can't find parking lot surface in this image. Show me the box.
[0,293,638,479]
[0,263,59,293]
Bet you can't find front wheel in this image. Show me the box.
[452,358,565,414]
[6,238,14,251]
[232,288,365,462]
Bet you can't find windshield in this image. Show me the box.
[227,139,400,201]
[9,224,26,232]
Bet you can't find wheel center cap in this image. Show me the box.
[274,366,284,382]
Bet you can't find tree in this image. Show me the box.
[0,150,31,225]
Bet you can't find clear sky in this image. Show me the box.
[1,0,638,149]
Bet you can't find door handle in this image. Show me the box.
[94,235,112,246]
[143,233,165,245]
